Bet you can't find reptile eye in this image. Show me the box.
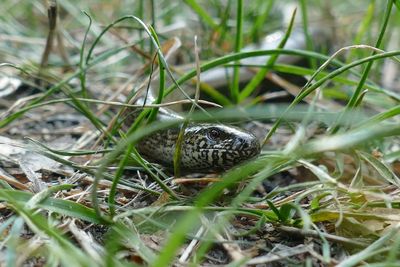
[208,129,221,140]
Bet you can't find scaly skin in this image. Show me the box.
[136,123,261,172]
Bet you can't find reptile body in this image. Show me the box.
[136,123,261,171]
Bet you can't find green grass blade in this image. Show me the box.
[231,0,243,103]
[183,0,217,29]
[0,189,104,224]
[238,8,296,101]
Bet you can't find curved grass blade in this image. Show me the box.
[0,189,103,224]
[239,8,297,101]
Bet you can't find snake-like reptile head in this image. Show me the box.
[137,123,261,172]
[182,123,261,171]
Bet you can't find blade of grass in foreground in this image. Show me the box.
[0,189,103,224]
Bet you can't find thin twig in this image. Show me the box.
[40,0,58,69]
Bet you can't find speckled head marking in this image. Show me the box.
[137,123,261,172]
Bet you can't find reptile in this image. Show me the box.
[127,28,318,172]
[124,87,261,171]
[137,122,261,172]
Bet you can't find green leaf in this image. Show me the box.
[279,203,296,222]
[267,200,282,222]
[0,190,103,224]
[26,184,75,210]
